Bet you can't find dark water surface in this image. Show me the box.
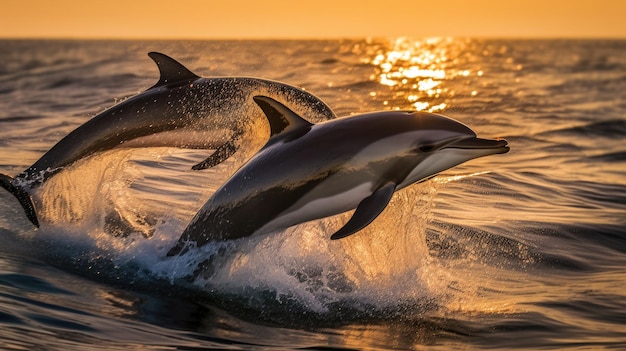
[0,39,625,350]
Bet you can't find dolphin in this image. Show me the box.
[0,52,336,227]
[167,96,509,255]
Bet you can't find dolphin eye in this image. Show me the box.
[417,144,435,153]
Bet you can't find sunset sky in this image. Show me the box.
[2,0,625,39]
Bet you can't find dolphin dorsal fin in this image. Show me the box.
[253,96,313,146]
[147,52,200,89]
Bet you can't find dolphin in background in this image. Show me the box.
[167,96,509,256]
[0,53,336,227]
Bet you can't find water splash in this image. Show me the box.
[28,140,460,317]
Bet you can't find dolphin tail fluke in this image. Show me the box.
[0,174,39,227]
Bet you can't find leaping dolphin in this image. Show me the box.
[0,53,336,227]
[167,96,509,256]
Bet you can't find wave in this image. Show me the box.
[538,119,626,139]
[587,151,626,163]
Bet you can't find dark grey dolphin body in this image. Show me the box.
[167,96,509,255]
[0,53,336,227]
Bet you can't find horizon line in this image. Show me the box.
[1,34,625,41]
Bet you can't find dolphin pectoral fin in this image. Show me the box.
[330,182,396,240]
[147,52,200,89]
[0,174,39,227]
[192,139,239,170]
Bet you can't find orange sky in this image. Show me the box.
[2,0,625,39]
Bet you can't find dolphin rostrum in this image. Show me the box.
[0,53,336,227]
[167,96,509,255]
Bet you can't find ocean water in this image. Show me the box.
[0,38,625,350]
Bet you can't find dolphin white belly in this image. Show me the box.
[259,181,374,234]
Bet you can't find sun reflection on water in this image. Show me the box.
[364,37,485,112]
[432,170,492,184]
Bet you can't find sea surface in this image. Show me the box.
[0,38,625,350]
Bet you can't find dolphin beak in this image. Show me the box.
[444,137,509,155]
